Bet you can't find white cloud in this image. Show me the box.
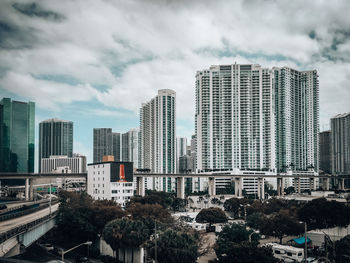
[1,71,100,110]
[0,0,350,127]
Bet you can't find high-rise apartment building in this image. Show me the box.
[121,128,139,168]
[331,113,350,175]
[112,132,121,161]
[0,98,35,172]
[39,118,73,172]
[274,67,319,173]
[319,130,331,174]
[195,64,275,171]
[176,137,187,172]
[93,128,112,163]
[140,89,176,191]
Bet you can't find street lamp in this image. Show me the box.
[299,221,307,263]
[61,241,92,262]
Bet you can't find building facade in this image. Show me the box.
[93,128,113,163]
[274,67,319,173]
[195,64,275,172]
[0,98,35,172]
[176,137,187,173]
[139,89,176,191]
[41,154,87,173]
[112,132,121,162]
[121,128,139,168]
[331,113,350,175]
[39,118,73,172]
[319,130,331,174]
[87,161,134,207]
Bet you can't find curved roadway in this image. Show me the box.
[0,203,59,234]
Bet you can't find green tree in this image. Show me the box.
[215,224,275,263]
[57,191,126,246]
[127,203,173,229]
[260,212,303,244]
[284,186,295,195]
[146,229,198,263]
[170,197,186,212]
[335,235,350,263]
[196,207,228,224]
[103,218,150,263]
[298,198,350,230]
[57,191,96,244]
[246,212,265,230]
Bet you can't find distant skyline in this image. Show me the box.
[1,1,350,167]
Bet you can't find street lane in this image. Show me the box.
[0,203,59,234]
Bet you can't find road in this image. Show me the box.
[0,203,59,234]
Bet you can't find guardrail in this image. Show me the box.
[0,211,58,244]
[0,200,59,222]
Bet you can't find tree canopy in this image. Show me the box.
[103,218,150,251]
[335,235,350,263]
[57,191,125,245]
[146,229,199,263]
[259,211,303,244]
[297,198,350,230]
[196,207,228,224]
[215,223,276,263]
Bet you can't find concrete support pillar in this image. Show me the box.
[136,177,145,196]
[325,178,330,191]
[309,178,316,192]
[234,177,243,197]
[25,178,30,201]
[176,177,185,199]
[29,179,34,200]
[295,178,301,194]
[208,177,216,196]
[277,177,285,196]
[339,178,345,191]
[257,178,265,200]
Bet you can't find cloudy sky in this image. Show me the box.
[1,0,350,167]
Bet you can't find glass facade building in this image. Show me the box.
[0,98,35,172]
[39,118,73,172]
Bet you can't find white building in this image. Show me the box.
[195,64,275,193]
[139,89,176,192]
[274,67,319,173]
[41,154,87,173]
[87,161,134,207]
[195,63,319,193]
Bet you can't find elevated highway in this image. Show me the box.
[0,203,59,258]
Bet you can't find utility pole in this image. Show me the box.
[304,222,307,263]
[154,220,157,263]
[49,182,52,216]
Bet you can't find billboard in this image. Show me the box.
[110,162,133,182]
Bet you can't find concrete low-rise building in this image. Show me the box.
[87,159,134,207]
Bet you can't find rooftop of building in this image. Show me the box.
[41,118,72,123]
[332,112,350,119]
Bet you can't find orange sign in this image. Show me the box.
[119,164,127,182]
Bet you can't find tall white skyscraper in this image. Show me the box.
[140,89,176,191]
[195,63,319,193]
[195,64,275,171]
[176,136,187,172]
[274,67,319,173]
